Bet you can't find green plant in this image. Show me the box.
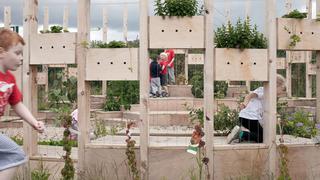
[176,74,186,85]
[214,104,239,134]
[60,108,75,180]
[31,158,51,180]
[215,17,267,49]
[125,122,140,180]
[40,25,64,33]
[11,135,23,145]
[154,0,199,17]
[190,71,228,99]
[282,9,307,19]
[186,105,204,126]
[90,40,127,48]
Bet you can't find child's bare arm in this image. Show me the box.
[240,92,258,109]
[12,102,45,133]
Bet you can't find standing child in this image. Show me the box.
[165,49,175,85]
[0,29,45,179]
[159,52,169,97]
[149,56,162,97]
[227,74,286,144]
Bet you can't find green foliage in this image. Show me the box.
[90,40,139,48]
[291,63,306,97]
[11,135,23,145]
[40,25,65,33]
[38,139,78,147]
[60,108,75,180]
[277,50,286,58]
[104,81,139,111]
[31,159,51,180]
[186,106,204,126]
[215,17,267,49]
[214,104,239,133]
[189,71,228,98]
[278,144,291,180]
[282,9,307,19]
[288,34,301,49]
[93,119,120,138]
[154,0,199,17]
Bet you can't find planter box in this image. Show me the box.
[149,16,204,49]
[215,48,268,81]
[30,33,76,64]
[276,57,286,70]
[277,18,320,50]
[188,53,204,65]
[86,48,138,81]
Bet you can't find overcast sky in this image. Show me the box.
[0,0,310,42]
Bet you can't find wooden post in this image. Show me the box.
[224,0,231,23]
[204,0,214,178]
[185,49,189,84]
[123,4,128,43]
[245,1,251,91]
[139,0,149,179]
[102,7,108,96]
[285,0,293,14]
[4,6,11,29]
[286,52,292,97]
[63,6,69,32]
[265,0,277,177]
[316,0,320,122]
[77,0,91,175]
[43,7,49,100]
[306,51,312,98]
[23,0,38,179]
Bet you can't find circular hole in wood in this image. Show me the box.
[161,30,165,32]
[227,62,230,65]
[110,62,113,65]
[124,62,127,64]
[189,29,192,32]
[300,32,303,34]
[241,62,244,65]
[175,29,178,32]
[63,45,66,48]
[97,62,100,65]
[312,32,314,35]
[40,46,43,49]
[253,62,257,65]
[288,31,291,34]
[51,46,54,49]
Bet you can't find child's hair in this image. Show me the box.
[0,28,25,52]
[160,52,168,60]
[277,74,286,88]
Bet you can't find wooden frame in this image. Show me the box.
[86,48,139,81]
[36,72,47,85]
[277,18,320,50]
[215,48,268,81]
[188,53,204,65]
[30,33,76,65]
[277,57,286,69]
[149,16,204,49]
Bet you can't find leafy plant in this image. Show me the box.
[40,25,65,33]
[90,40,135,48]
[176,74,187,85]
[215,17,268,49]
[154,0,199,17]
[189,71,228,99]
[282,9,307,19]
[214,104,239,134]
[125,122,140,180]
[31,158,51,180]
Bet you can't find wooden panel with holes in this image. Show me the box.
[277,18,320,50]
[86,48,138,81]
[287,51,310,63]
[277,57,286,69]
[30,33,76,65]
[215,48,268,81]
[188,54,204,64]
[149,16,204,49]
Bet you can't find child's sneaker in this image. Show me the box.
[226,125,241,144]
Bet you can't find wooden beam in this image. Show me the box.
[286,53,292,97]
[317,0,320,122]
[77,0,91,175]
[123,4,128,43]
[4,6,11,29]
[42,6,49,101]
[184,50,189,84]
[63,6,69,31]
[265,0,277,178]
[306,52,312,98]
[139,0,149,179]
[22,0,38,179]
[204,0,214,179]
[102,7,108,96]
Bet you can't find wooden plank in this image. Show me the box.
[265,0,277,178]
[77,0,91,175]
[215,48,268,81]
[43,7,49,31]
[139,0,149,179]
[288,51,308,63]
[86,48,138,81]
[22,1,39,179]
[4,6,11,29]
[276,57,286,69]
[316,0,320,122]
[149,16,204,49]
[30,33,77,65]
[123,5,128,43]
[63,6,69,31]
[204,0,214,178]
[277,18,320,50]
[102,7,108,42]
[184,50,188,84]
[174,49,185,54]
[188,53,204,65]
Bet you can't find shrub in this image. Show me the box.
[154,0,199,17]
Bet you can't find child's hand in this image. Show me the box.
[33,121,45,133]
[239,102,246,110]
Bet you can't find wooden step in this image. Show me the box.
[167,85,193,97]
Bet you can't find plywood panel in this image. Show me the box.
[215,48,268,81]
[30,33,76,65]
[149,16,204,49]
[188,53,204,64]
[277,57,286,69]
[277,18,320,50]
[86,48,138,81]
